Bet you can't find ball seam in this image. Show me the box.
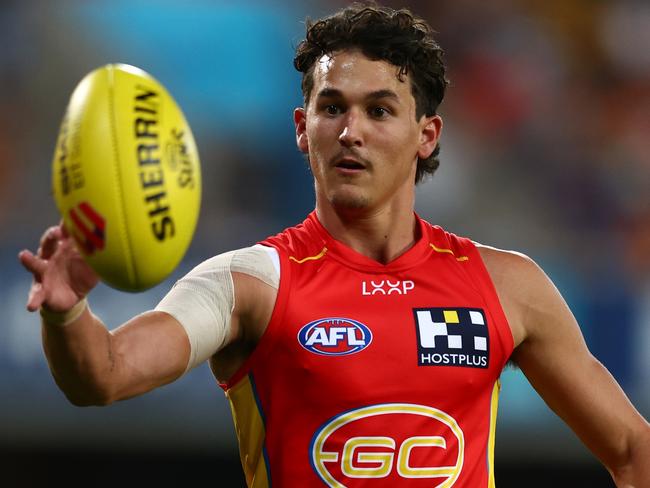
[107,64,138,289]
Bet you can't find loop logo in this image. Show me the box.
[361,280,414,295]
[298,318,372,356]
[311,403,464,487]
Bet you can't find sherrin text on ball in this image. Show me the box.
[52,64,201,291]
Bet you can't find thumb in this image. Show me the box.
[26,282,45,312]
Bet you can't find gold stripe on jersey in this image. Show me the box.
[226,374,270,488]
[289,246,328,264]
[430,243,469,261]
[487,380,500,488]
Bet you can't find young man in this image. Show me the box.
[19,4,649,487]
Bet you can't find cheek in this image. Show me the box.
[376,124,419,160]
[307,119,334,157]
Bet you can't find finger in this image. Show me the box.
[39,226,63,259]
[60,219,70,238]
[59,221,82,254]
[18,250,47,278]
[26,282,45,312]
[39,225,59,249]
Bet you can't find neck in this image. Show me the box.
[315,197,419,264]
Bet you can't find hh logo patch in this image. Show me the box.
[413,308,489,368]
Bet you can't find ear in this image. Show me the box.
[417,115,443,160]
[294,107,309,154]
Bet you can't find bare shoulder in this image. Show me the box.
[475,243,565,348]
[475,243,539,281]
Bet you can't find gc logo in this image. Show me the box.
[311,403,464,487]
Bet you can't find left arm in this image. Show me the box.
[480,246,650,487]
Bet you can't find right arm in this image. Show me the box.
[19,225,278,406]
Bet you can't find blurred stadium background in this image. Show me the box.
[1,0,648,486]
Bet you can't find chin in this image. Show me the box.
[329,189,370,211]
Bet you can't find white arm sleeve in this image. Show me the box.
[155,244,280,373]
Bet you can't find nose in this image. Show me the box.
[338,111,363,148]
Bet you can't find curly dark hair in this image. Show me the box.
[294,3,448,183]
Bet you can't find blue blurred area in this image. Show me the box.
[0,0,648,470]
[70,0,304,146]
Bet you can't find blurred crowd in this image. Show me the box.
[419,0,650,393]
[0,0,647,455]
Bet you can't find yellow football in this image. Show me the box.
[51,64,201,291]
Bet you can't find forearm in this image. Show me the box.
[41,302,116,406]
[21,226,189,405]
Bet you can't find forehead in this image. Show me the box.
[310,50,412,101]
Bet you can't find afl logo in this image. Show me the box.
[298,318,372,356]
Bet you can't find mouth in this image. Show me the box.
[334,157,367,175]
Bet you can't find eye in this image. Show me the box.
[325,104,341,115]
[369,106,390,119]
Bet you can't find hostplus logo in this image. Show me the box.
[413,308,489,368]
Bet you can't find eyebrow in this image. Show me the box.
[316,88,400,102]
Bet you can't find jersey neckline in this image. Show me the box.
[305,211,434,273]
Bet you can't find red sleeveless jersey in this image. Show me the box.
[222,212,514,487]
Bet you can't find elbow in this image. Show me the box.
[64,389,115,407]
[606,424,650,487]
[53,373,118,407]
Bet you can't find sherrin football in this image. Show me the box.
[51,64,201,291]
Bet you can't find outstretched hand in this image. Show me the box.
[18,223,99,313]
